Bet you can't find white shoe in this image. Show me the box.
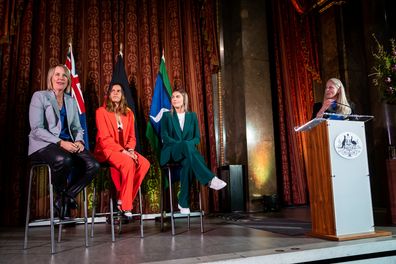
[124,211,133,218]
[178,204,190,214]
[209,176,227,190]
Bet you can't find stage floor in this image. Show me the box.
[1,207,396,263]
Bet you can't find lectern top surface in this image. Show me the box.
[294,118,326,132]
[294,114,374,132]
[324,113,374,122]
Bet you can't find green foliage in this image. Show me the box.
[371,34,396,104]
[142,151,162,213]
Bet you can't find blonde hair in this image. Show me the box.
[171,89,189,113]
[105,83,130,115]
[46,64,71,93]
[324,78,352,115]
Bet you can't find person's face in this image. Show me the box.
[171,91,184,109]
[52,66,68,92]
[109,84,123,104]
[325,81,339,100]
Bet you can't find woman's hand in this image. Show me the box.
[59,140,80,153]
[322,99,335,109]
[122,149,139,164]
[75,141,85,152]
[316,99,335,118]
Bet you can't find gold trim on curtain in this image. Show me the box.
[272,0,321,205]
[0,0,220,225]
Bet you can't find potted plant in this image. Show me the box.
[371,34,396,104]
[371,34,396,159]
[371,35,396,224]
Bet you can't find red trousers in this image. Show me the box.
[107,151,150,211]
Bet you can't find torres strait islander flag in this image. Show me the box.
[146,53,172,157]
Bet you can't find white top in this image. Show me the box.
[115,114,123,130]
[177,112,185,131]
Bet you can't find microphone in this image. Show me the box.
[323,101,355,120]
[334,101,353,111]
[323,101,373,121]
[323,100,352,113]
[335,102,354,117]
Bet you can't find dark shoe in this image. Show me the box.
[116,200,122,211]
[54,198,63,217]
[106,215,119,225]
[54,196,66,219]
[113,206,123,217]
[115,200,124,215]
[67,197,79,210]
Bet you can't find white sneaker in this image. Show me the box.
[178,204,190,214]
[124,211,133,218]
[209,176,227,190]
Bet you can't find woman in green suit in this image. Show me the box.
[160,89,227,214]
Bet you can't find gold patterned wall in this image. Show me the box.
[0,0,220,225]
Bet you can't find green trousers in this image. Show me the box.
[177,142,214,208]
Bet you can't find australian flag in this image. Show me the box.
[65,44,89,149]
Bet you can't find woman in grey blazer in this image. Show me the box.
[28,64,99,217]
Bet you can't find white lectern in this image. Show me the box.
[295,114,391,240]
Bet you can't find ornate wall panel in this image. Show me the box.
[0,0,219,225]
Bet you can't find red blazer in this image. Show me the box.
[94,106,136,162]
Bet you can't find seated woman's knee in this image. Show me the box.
[54,153,73,168]
[87,159,100,175]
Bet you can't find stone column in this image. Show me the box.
[221,0,276,211]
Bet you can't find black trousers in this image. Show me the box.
[30,143,100,198]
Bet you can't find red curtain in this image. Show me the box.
[290,0,307,14]
[0,0,219,225]
[271,0,321,205]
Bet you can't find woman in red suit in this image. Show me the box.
[94,83,150,217]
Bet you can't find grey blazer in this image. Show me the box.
[28,90,84,155]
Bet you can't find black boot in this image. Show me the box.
[54,193,66,219]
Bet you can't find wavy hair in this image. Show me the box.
[105,83,130,115]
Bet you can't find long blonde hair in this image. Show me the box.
[46,64,71,93]
[105,83,130,115]
[324,78,351,115]
[171,89,189,113]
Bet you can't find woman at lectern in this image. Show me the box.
[311,78,353,119]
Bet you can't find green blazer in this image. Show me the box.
[160,111,200,166]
